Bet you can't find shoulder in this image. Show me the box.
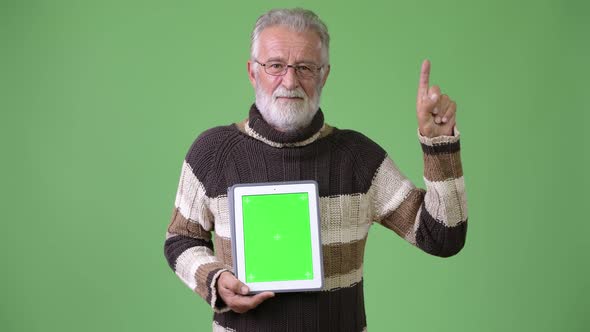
[183,124,241,177]
[325,127,388,183]
[327,127,387,157]
[186,124,239,155]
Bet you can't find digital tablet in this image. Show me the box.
[228,181,323,293]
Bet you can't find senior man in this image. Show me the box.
[164,8,467,332]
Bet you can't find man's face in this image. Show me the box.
[248,25,330,132]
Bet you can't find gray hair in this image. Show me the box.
[250,8,330,64]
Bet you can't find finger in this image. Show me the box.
[441,101,456,124]
[421,85,441,115]
[418,59,431,100]
[435,96,451,124]
[231,292,273,313]
[434,95,450,123]
[440,99,452,123]
[437,100,455,124]
[433,93,449,116]
[428,85,441,102]
[250,292,275,308]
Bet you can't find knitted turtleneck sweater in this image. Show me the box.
[164,104,468,332]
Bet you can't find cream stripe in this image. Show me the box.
[210,194,373,245]
[212,321,235,332]
[322,266,364,290]
[209,195,231,238]
[319,194,372,244]
[174,161,213,231]
[371,157,416,220]
[245,121,325,148]
[418,126,460,146]
[174,246,217,290]
[423,176,467,227]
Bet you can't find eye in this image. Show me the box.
[297,65,312,72]
[268,62,285,70]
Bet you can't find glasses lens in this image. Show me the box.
[261,61,321,78]
[296,64,318,79]
[265,62,286,75]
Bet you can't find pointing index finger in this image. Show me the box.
[418,59,431,100]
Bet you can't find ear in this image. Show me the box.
[320,64,331,88]
[247,60,257,88]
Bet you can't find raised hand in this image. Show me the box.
[416,59,457,138]
[216,271,275,313]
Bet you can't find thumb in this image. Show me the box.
[229,277,249,295]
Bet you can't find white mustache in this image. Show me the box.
[273,87,306,100]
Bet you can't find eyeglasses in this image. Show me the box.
[254,60,323,79]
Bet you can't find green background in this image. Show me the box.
[1,0,588,331]
[242,193,313,282]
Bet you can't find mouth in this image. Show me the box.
[275,96,304,101]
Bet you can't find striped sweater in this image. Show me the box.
[164,104,468,332]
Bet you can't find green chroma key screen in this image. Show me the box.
[242,192,314,283]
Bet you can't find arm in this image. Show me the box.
[163,157,231,312]
[372,129,467,257]
[164,133,274,313]
[372,60,467,257]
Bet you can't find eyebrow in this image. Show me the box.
[264,57,320,64]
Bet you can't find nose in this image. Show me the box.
[281,66,299,90]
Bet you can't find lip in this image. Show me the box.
[276,96,304,100]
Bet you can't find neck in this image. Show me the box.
[243,103,326,147]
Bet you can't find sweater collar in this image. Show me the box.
[245,103,325,148]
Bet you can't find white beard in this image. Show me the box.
[255,82,322,132]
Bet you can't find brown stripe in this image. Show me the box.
[215,235,366,279]
[168,207,212,241]
[189,125,387,198]
[213,236,234,268]
[420,140,460,155]
[214,280,367,332]
[416,206,468,257]
[322,237,367,277]
[164,236,213,270]
[196,262,227,306]
[380,188,425,239]
[423,150,463,181]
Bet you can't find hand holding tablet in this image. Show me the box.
[228,181,324,294]
[216,271,274,313]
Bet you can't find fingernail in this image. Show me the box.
[241,286,248,294]
[435,116,441,124]
[442,117,448,123]
[432,107,439,114]
[430,94,438,101]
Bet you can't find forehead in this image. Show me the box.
[257,25,323,62]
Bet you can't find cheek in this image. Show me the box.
[259,76,281,94]
[302,82,320,98]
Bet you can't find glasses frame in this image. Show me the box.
[254,59,324,79]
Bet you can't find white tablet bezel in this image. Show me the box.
[228,181,323,293]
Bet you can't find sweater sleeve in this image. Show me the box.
[163,144,232,312]
[372,127,468,257]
